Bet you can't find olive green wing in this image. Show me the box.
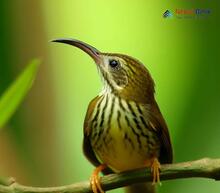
[83,96,113,174]
[83,96,101,167]
[148,101,173,164]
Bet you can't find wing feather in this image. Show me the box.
[149,100,173,163]
[83,96,113,174]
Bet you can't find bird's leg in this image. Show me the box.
[90,164,106,193]
[150,157,161,185]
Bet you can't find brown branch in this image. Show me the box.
[0,158,220,193]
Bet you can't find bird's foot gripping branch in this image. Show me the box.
[0,158,220,193]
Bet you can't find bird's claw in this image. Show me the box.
[151,158,161,186]
[90,164,106,193]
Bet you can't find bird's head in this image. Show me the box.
[52,38,155,103]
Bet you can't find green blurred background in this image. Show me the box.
[0,0,220,192]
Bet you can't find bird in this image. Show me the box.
[52,38,173,193]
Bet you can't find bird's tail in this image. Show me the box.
[125,182,155,193]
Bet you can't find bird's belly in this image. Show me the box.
[92,125,157,172]
[90,95,160,172]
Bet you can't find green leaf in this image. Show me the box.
[0,59,40,129]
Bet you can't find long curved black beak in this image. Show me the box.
[51,38,101,63]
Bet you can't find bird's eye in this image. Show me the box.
[109,59,119,68]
